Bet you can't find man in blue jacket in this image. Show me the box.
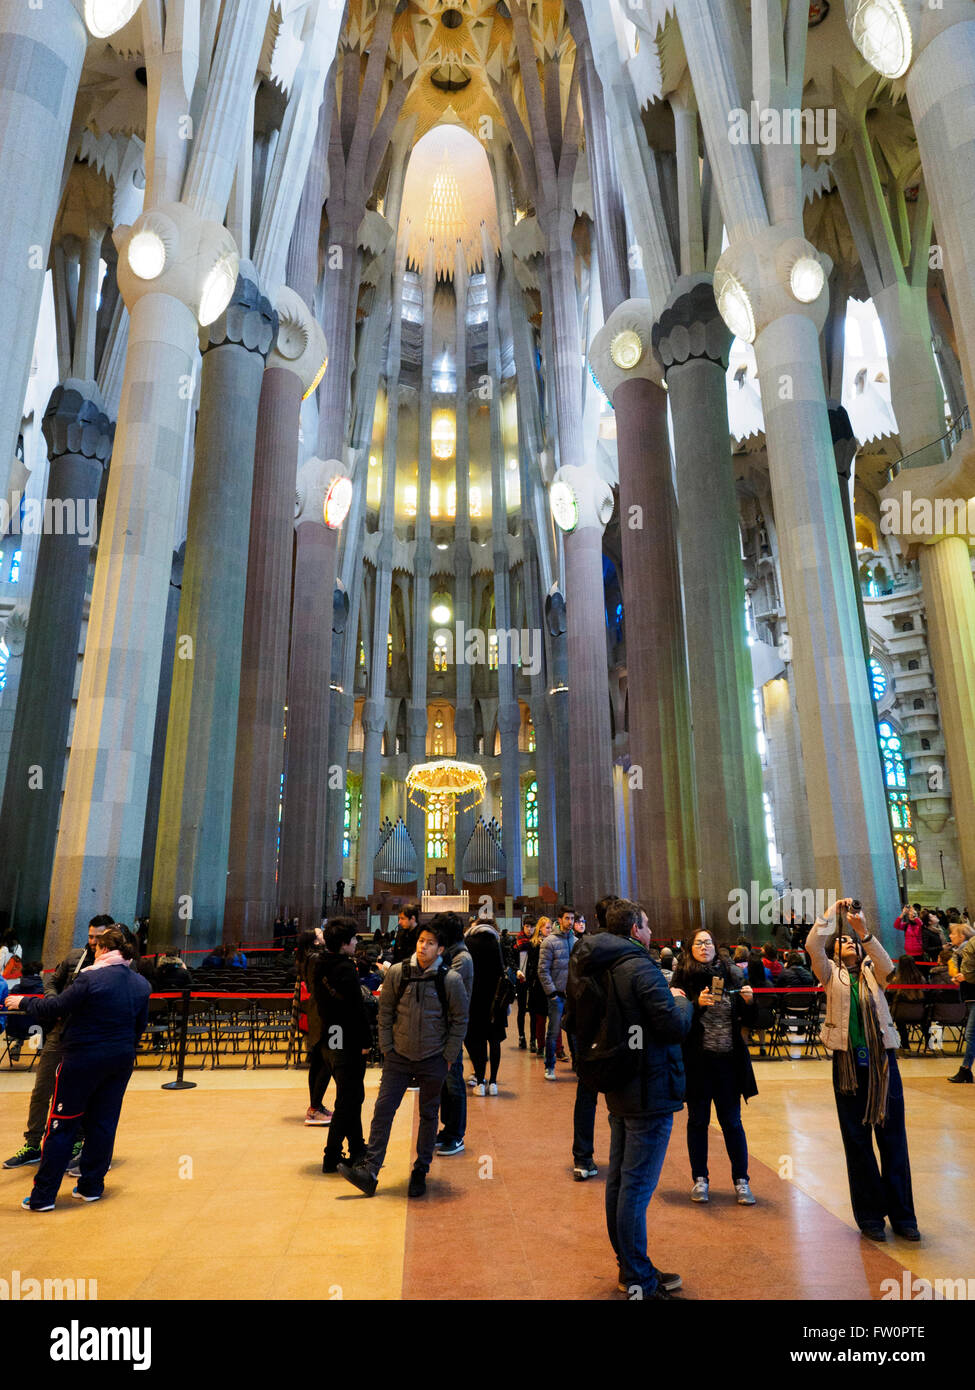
[571,899,693,1300]
[4,926,151,1210]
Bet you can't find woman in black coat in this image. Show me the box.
[672,927,759,1206]
[464,920,509,1095]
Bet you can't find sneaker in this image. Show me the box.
[65,1162,81,1179]
[529,1040,537,1054]
[304,1108,332,1126]
[436,1139,465,1157]
[948,1066,973,1084]
[473,1082,486,1097]
[488,1082,498,1096]
[4,1145,42,1169]
[734,1179,756,1206]
[690,1176,709,1202]
[573,1163,598,1181]
[21,1196,55,1212]
[467,1075,478,1087]
[544,1068,556,1080]
[617,1268,681,1293]
[408,1167,427,1198]
[336,1160,377,1197]
[321,1157,340,1173]
[433,1132,446,1149]
[71,1188,101,1202]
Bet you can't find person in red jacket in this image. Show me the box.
[893,905,924,957]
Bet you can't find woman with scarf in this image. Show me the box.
[808,898,920,1242]
[3,927,152,1210]
[671,928,759,1205]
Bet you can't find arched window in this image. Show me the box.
[878,721,918,872]
[426,794,450,861]
[525,780,538,858]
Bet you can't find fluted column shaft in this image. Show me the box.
[0,385,110,950]
[151,274,276,946]
[225,366,302,939]
[407,241,435,860]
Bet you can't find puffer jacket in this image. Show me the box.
[538,928,573,998]
[378,954,469,1063]
[807,925,900,1052]
[893,912,924,956]
[573,932,694,1117]
[443,938,474,1003]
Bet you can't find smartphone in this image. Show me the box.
[711,975,724,1001]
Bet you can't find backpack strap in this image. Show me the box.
[394,962,449,1022]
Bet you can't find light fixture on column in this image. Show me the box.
[789,255,826,304]
[84,0,142,37]
[127,228,166,280]
[550,478,579,533]
[845,0,913,77]
[714,268,756,344]
[431,595,452,624]
[610,328,645,371]
[323,475,353,528]
[198,253,238,327]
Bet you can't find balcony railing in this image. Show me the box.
[885,406,971,484]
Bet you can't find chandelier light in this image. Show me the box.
[715,269,756,344]
[407,759,487,813]
[845,0,913,78]
[84,0,142,37]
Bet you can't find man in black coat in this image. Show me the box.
[315,917,374,1171]
[571,899,693,1300]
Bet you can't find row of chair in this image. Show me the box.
[134,995,300,1070]
[746,993,970,1060]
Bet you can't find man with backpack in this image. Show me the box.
[338,921,468,1198]
[567,899,693,1300]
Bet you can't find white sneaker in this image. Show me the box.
[474,1082,486,1097]
[488,1082,498,1096]
[691,1176,709,1202]
[467,1075,478,1087]
[735,1179,756,1205]
[544,1068,556,1080]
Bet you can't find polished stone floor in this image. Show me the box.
[0,1044,970,1300]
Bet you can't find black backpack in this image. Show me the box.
[394,961,449,1022]
[570,960,643,1094]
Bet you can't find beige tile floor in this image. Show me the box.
[0,1051,970,1300]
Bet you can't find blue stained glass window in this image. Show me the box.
[0,638,7,693]
[525,779,538,858]
[869,657,887,702]
[878,721,906,789]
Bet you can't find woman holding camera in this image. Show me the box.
[671,928,758,1206]
[808,898,920,1242]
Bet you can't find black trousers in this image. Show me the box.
[322,1049,366,1164]
[516,980,528,1039]
[306,1042,332,1110]
[833,1051,916,1231]
[573,1074,600,1164]
[466,1029,501,1084]
[30,1051,134,1206]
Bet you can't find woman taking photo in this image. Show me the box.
[808,897,920,1241]
[671,928,758,1205]
[524,917,551,1057]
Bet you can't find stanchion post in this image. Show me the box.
[162,988,198,1091]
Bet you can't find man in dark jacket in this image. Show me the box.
[435,913,473,1156]
[339,921,468,1198]
[316,918,373,1171]
[539,907,576,1077]
[391,901,421,964]
[2,914,114,1170]
[563,895,618,1180]
[574,900,693,1300]
[5,926,151,1209]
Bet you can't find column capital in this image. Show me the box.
[589,299,663,402]
[295,456,350,529]
[200,263,277,359]
[267,285,328,396]
[41,381,113,464]
[1,604,28,657]
[113,202,239,322]
[361,700,386,735]
[714,228,832,344]
[651,273,732,376]
[496,702,522,737]
[550,465,614,535]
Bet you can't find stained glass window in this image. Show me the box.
[525,780,538,858]
[0,637,7,693]
[427,794,450,861]
[343,789,352,860]
[488,633,498,670]
[878,721,907,789]
[878,722,918,870]
[869,657,887,701]
[527,716,535,753]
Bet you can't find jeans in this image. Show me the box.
[606,1111,674,1297]
[544,994,565,1068]
[306,1042,332,1111]
[573,1074,599,1164]
[833,1052,916,1231]
[322,1050,366,1165]
[963,999,975,1068]
[365,1049,448,1177]
[439,1048,467,1144]
[30,1051,134,1206]
[685,1052,750,1183]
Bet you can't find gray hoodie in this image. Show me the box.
[379,953,469,1063]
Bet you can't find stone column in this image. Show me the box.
[136,544,185,919]
[652,277,770,930]
[277,457,349,927]
[590,303,699,929]
[0,384,111,951]
[0,0,87,503]
[150,270,277,946]
[453,245,476,863]
[225,288,326,939]
[762,670,817,893]
[406,241,435,861]
[0,606,27,801]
